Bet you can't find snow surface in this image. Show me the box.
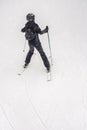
[0,0,87,130]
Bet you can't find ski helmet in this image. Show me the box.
[26,13,35,21]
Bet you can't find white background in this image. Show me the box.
[0,0,87,130]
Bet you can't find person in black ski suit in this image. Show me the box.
[21,13,50,72]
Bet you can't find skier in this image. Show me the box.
[21,13,50,72]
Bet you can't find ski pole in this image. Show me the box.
[23,38,26,52]
[47,32,53,65]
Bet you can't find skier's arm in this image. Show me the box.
[34,24,48,34]
[40,26,49,34]
[21,27,26,32]
[21,23,29,32]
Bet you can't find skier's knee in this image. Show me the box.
[30,51,34,55]
[29,48,34,54]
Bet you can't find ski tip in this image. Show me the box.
[47,78,51,81]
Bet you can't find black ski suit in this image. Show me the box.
[21,21,50,71]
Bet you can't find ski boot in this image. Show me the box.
[47,66,50,73]
[23,63,28,68]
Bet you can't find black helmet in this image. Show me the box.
[26,13,35,21]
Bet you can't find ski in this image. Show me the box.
[18,68,26,75]
[47,70,51,81]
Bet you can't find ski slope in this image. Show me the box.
[0,0,87,130]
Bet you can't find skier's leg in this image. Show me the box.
[24,42,34,67]
[35,42,50,71]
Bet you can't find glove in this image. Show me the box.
[21,27,26,32]
[45,26,49,32]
